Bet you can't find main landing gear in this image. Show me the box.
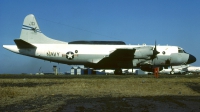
[114,68,122,75]
[170,66,174,75]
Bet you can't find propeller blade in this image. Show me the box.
[151,41,160,60]
[154,41,160,55]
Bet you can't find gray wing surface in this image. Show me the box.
[109,48,136,59]
[94,48,136,69]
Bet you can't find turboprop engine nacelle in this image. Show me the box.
[134,47,153,59]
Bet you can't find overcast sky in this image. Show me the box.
[1,0,200,74]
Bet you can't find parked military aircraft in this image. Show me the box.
[182,65,200,74]
[3,14,196,74]
[96,69,137,75]
[160,65,200,75]
[159,66,185,74]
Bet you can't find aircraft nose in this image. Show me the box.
[187,54,196,64]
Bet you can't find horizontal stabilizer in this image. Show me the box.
[14,39,36,49]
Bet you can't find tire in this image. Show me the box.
[170,71,174,75]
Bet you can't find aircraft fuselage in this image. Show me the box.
[3,44,194,69]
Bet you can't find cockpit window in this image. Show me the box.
[178,50,184,53]
[178,47,186,53]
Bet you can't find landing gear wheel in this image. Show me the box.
[114,68,122,75]
[170,66,174,75]
[170,71,174,75]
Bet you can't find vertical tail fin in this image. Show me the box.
[20,14,66,44]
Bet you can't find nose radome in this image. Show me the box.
[187,54,196,64]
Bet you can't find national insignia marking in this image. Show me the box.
[66,51,74,60]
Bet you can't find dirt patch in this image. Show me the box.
[0,94,66,112]
[185,82,200,93]
[1,95,199,112]
[60,96,200,112]
[0,82,63,87]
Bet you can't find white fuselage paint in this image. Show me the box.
[3,44,182,66]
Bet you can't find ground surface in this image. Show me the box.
[0,74,200,112]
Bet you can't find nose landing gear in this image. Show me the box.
[170,66,174,74]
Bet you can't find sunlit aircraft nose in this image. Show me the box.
[187,54,196,64]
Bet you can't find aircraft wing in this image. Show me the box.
[90,48,136,68]
[91,46,155,68]
[109,48,136,60]
[88,48,135,64]
[100,46,153,62]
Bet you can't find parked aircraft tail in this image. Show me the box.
[19,14,66,44]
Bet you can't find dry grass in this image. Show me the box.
[0,75,200,111]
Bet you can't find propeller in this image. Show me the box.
[151,41,160,60]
